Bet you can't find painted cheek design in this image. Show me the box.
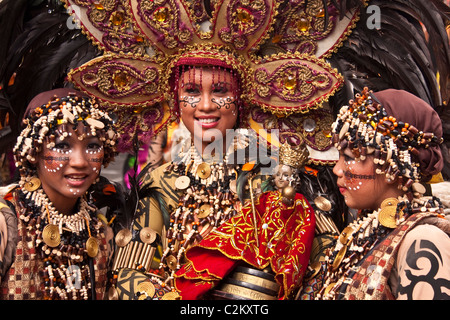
[211,97,235,109]
[343,160,375,191]
[86,146,104,174]
[43,149,72,173]
[180,96,201,108]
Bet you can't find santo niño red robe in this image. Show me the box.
[174,190,316,300]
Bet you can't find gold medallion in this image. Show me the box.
[175,175,190,190]
[379,197,401,228]
[314,196,332,212]
[24,177,41,192]
[140,227,157,244]
[338,226,354,245]
[197,162,211,179]
[331,245,347,271]
[198,204,211,219]
[161,291,181,300]
[43,224,61,247]
[115,228,132,247]
[166,255,178,270]
[136,281,155,298]
[378,206,399,229]
[86,237,99,257]
[380,197,399,208]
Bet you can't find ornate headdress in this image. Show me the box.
[332,87,443,189]
[60,0,368,152]
[13,89,118,179]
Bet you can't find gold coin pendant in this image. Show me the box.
[86,237,99,258]
[43,224,61,248]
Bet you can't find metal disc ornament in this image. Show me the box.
[115,229,132,247]
[161,291,181,300]
[24,177,41,192]
[136,281,155,298]
[166,255,178,270]
[379,197,401,228]
[86,237,99,257]
[140,227,157,244]
[197,162,211,179]
[43,224,61,247]
[314,196,332,212]
[339,226,354,245]
[198,204,211,219]
[378,206,400,229]
[380,197,399,208]
[331,245,347,271]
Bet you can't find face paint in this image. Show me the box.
[86,145,104,174]
[36,123,105,206]
[211,96,237,112]
[180,95,201,108]
[42,147,72,173]
[342,159,375,191]
[178,67,239,151]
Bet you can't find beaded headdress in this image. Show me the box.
[331,87,443,189]
[61,0,364,152]
[13,90,118,178]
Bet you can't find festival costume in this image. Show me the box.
[300,88,450,300]
[49,0,448,300]
[0,89,121,300]
[175,190,315,299]
[0,0,448,301]
[1,0,448,217]
[0,187,110,300]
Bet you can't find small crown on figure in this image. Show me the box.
[279,141,309,168]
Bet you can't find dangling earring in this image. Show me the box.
[24,176,42,192]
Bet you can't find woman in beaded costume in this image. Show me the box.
[18,0,446,300]
[0,88,120,300]
[54,0,345,300]
[174,140,316,300]
[299,87,450,300]
[109,59,317,300]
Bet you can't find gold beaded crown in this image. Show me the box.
[279,140,309,168]
[63,0,362,151]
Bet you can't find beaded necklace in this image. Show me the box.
[160,143,244,283]
[316,194,443,300]
[15,179,103,300]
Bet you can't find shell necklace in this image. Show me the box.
[160,144,241,283]
[17,177,102,299]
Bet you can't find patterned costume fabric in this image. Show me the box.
[339,212,450,300]
[175,190,315,299]
[0,189,110,300]
[115,155,270,300]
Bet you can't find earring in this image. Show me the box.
[24,176,42,192]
